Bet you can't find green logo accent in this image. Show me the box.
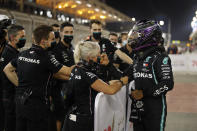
[163,57,168,64]
[145,56,151,62]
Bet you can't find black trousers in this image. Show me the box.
[16,114,48,131]
[3,98,16,131]
[15,98,49,131]
[0,80,4,131]
[63,114,93,131]
[0,98,4,131]
[48,110,58,131]
[133,112,167,131]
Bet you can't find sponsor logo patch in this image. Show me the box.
[163,57,168,64]
[0,57,4,62]
[154,85,169,96]
[143,63,149,67]
[144,56,151,62]
[134,72,153,78]
[75,75,81,79]
[50,55,60,66]
[142,68,149,72]
[19,56,40,64]
[29,51,34,54]
[86,72,96,79]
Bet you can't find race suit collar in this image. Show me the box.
[137,46,165,60]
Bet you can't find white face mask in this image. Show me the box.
[122,40,128,46]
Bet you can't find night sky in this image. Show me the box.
[106,0,197,41]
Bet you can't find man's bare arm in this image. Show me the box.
[3,63,18,86]
[115,49,133,65]
[54,65,75,80]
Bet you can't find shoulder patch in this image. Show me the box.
[86,72,96,79]
[0,57,4,62]
[144,56,152,62]
[162,57,169,64]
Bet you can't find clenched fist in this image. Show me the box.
[100,53,109,66]
[131,90,143,100]
[120,76,128,85]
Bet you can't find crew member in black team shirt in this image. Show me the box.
[49,22,75,131]
[3,25,74,131]
[85,20,131,82]
[51,24,61,45]
[0,15,12,131]
[0,25,26,131]
[86,20,132,65]
[62,41,128,131]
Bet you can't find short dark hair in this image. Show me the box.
[60,22,74,32]
[33,25,53,44]
[109,32,118,37]
[120,32,128,38]
[90,20,102,28]
[51,24,59,27]
[8,25,24,40]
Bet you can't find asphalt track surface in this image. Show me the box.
[166,72,197,131]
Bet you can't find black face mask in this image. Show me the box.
[0,38,7,47]
[80,56,101,74]
[47,41,57,51]
[97,56,101,64]
[0,28,7,39]
[63,35,73,44]
[0,39,7,55]
[89,59,100,70]
[16,38,26,48]
[79,59,97,71]
[111,42,117,46]
[93,32,101,40]
[54,32,60,39]
[51,41,57,48]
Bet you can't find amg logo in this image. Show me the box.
[0,57,4,62]
[19,56,40,64]
[134,72,152,78]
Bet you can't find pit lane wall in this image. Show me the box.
[169,54,197,73]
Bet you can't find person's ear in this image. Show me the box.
[40,39,46,46]
[60,31,64,38]
[86,56,91,62]
[40,39,43,45]
[91,56,98,63]
[9,35,15,42]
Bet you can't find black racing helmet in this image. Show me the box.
[128,19,163,51]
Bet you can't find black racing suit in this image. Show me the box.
[0,44,19,131]
[127,46,174,131]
